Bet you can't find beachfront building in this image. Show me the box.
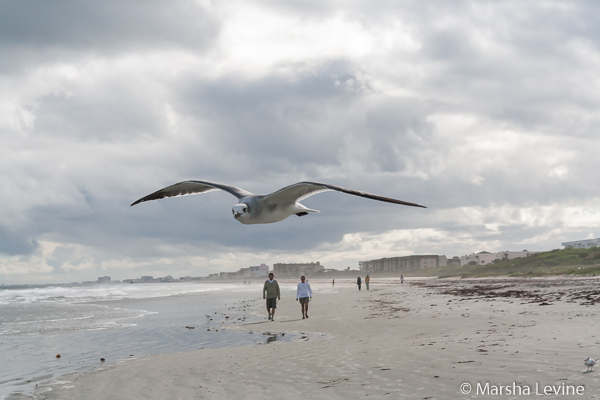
[461,250,541,265]
[97,276,111,283]
[447,256,461,266]
[249,264,269,277]
[273,262,324,277]
[238,268,252,278]
[562,238,600,249]
[495,250,540,261]
[461,252,496,265]
[359,255,447,273]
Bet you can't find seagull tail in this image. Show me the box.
[296,203,319,214]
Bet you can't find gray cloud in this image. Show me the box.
[0,225,38,255]
[0,1,218,53]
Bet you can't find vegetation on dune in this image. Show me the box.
[401,247,600,278]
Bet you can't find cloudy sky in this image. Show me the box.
[2,0,600,284]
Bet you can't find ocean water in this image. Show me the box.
[0,282,297,399]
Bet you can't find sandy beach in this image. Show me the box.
[32,277,600,399]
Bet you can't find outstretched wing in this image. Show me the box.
[262,181,426,208]
[131,180,252,206]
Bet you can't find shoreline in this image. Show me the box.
[2,284,290,400]
[31,277,600,399]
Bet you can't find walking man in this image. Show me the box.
[357,276,362,291]
[263,272,280,321]
[296,275,312,319]
[365,274,370,290]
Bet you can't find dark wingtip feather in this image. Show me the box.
[130,194,157,207]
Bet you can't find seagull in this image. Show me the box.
[585,357,595,371]
[131,180,426,225]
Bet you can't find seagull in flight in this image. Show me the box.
[131,180,426,225]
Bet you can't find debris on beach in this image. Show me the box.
[415,279,600,306]
[56,354,61,358]
[185,326,195,329]
[100,358,105,362]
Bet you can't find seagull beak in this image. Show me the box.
[234,212,241,218]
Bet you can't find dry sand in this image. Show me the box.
[33,277,600,399]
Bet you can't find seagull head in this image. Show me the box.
[232,203,250,222]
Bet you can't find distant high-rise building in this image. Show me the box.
[359,255,447,272]
[97,276,111,283]
[273,262,324,277]
[249,263,269,277]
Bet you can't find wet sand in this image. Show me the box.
[33,277,600,399]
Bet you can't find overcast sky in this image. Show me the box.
[2,0,600,284]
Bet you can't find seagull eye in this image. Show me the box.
[243,207,247,212]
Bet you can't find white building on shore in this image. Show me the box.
[461,251,496,265]
[495,250,540,261]
[460,250,540,266]
[562,238,600,249]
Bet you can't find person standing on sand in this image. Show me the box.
[401,275,404,284]
[296,275,312,319]
[263,273,280,321]
[332,279,335,287]
[365,275,370,290]
[357,276,362,291]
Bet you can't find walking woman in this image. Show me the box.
[296,275,312,319]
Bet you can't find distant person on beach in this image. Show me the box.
[263,273,280,321]
[401,275,404,284]
[332,279,335,287]
[296,275,312,319]
[357,276,362,291]
[365,275,370,290]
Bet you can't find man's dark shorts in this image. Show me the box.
[266,297,277,309]
[299,297,309,304]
